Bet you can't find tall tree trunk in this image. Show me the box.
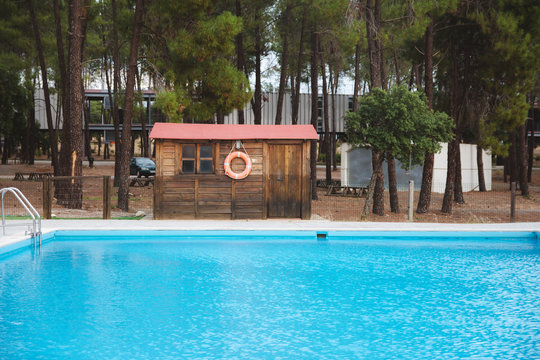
[477,144,486,192]
[442,44,459,213]
[417,152,435,213]
[253,19,262,125]
[290,73,296,118]
[1,139,10,164]
[235,0,246,124]
[387,152,399,213]
[441,141,457,213]
[310,28,318,200]
[216,111,225,124]
[503,156,509,183]
[136,67,148,157]
[104,52,114,162]
[83,92,92,166]
[28,0,59,173]
[292,6,306,125]
[364,0,384,215]
[377,10,394,213]
[408,65,415,91]
[366,0,385,215]
[509,131,518,186]
[321,58,331,183]
[117,0,144,212]
[361,151,383,219]
[379,47,387,91]
[454,141,464,204]
[363,150,385,217]
[112,0,122,186]
[275,3,291,125]
[80,5,90,168]
[130,134,135,157]
[527,113,534,182]
[372,151,385,215]
[366,0,381,89]
[352,43,361,112]
[414,64,422,89]
[417,17,434,213]
[477,114,487,191]
[380,36,398,212]
[329,68,337,171]
[518,123,529,196]
[53,0,70,179]
[66,0,84,209]
[25,80,36,164]
[393,45,401,86]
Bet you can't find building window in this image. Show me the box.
[182,145,196,173]
[181,144,214,174]
[199,145,213,173]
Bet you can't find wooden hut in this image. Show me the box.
[149,123,318,220]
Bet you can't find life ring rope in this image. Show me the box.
[224,142,252,180]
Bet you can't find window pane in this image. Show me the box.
[182,160,195,173]
[200,145,212,158]
[182,145,195,158]
[199,160,213,173]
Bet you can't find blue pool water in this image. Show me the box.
[0,231,538,359]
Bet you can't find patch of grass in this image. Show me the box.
[50,217,103,220]
[1,215,35,220]
[48,215,145,220]
[112,215,145,220]
[83,196,103,201]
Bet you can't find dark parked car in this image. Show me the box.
[130,157,156,177]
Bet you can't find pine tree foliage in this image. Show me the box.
[148,2,251,122]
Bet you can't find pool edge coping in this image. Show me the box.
[1,220,538,259]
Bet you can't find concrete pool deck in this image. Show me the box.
[1,219,539,249]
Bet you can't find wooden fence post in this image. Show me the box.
[103,176,111,219]
[408,180,414,221]
[510,182,516,223]
[42,177,52,219]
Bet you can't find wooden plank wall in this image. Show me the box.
[154,140,265,219]
[157,140,177,176]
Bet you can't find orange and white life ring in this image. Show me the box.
[224,151,252,180]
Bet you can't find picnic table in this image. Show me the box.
[326,185,367,197]
[13,171,53,181]
[129,176,154,187]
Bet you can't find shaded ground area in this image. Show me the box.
[1,160,539,223]
[313,165,540,223]
[0,161,151,219]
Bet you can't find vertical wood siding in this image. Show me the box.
[155,139,272,219]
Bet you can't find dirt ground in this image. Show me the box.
[0,161,152,218]
[1,159,539,222]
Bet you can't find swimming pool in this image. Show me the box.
[1,230,538,359]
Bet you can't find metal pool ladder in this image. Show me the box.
[1,187,42,248]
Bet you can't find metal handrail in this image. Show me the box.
[1,187,42,248]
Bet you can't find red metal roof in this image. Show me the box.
[149,123,318,140]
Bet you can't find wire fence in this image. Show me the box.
[1,177,538,222]
[312,182,540,223]
[0,180,43,219]
[1,176,153,219]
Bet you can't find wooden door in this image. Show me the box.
[267,143,302,218]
